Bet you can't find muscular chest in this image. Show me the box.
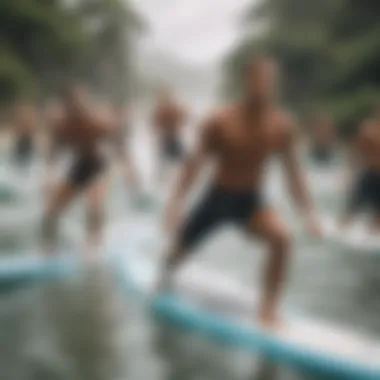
[218,123,284,163]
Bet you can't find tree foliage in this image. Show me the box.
[224,0,380,134]
[0,0,144,105]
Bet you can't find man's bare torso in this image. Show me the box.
[209,105,291,191]
[54,107,112,157]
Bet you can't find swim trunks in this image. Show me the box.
[68,155,106,189]
[177,186,266,251]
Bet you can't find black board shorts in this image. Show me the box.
[177,186,266,251]
[347,170,380,214]
[161,137,184,162]
[68,155,106,189]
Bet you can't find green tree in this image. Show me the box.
[324,0,380,133]
[0,0,144,105]
[224,0,380,134]
[0,0,89,101]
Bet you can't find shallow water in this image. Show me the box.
[0,134,379,380]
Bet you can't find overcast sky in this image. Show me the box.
[130,0,253,66]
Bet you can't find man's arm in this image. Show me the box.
[340,121,371,223]
[281,116,316,219]
[43,121,63,193]
[170,114,218,201]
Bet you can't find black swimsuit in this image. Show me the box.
[68,154,106,189]
[177,186,266,252]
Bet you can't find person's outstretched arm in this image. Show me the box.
[281,115,320,235]
[164,114,219,232]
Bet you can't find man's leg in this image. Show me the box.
[85,175,109,258]
[42,181,78,255]
[156,139,166,186]
[158,189,224,292]
[247,208,291,328]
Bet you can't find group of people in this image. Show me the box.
[7,55,380,328]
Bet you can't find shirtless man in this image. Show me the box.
[159,56,320,328]
[151,89,188,184]
[11,101,39,168]
[42,84,116,256]
[309,113,336,165]
[341,108,380,232]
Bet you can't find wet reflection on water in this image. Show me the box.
[0,151,380,380]
[0,264,128,380]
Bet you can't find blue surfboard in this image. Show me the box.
[115,248,380,380]
[0,255,79,290]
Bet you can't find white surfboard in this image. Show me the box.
[114,240,380,380]
[321,215,380,256]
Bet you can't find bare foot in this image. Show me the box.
[258,309,281,332]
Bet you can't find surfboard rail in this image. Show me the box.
[114,250,380,380]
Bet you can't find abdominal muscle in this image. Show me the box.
[213,162,264,192]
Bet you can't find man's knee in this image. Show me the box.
[267,226,291,252]
[86,207,104,232]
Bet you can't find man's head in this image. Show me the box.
[12,100,37,122]
[61,83,89,111]
[314,113,332,129]
[156,87,173,104]
[242,55,278,106]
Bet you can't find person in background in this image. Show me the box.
[309,113,336,165]
[42,84,116,257]
[11,100,39,169]
[151,88,188,185]
[341,106,380,232]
